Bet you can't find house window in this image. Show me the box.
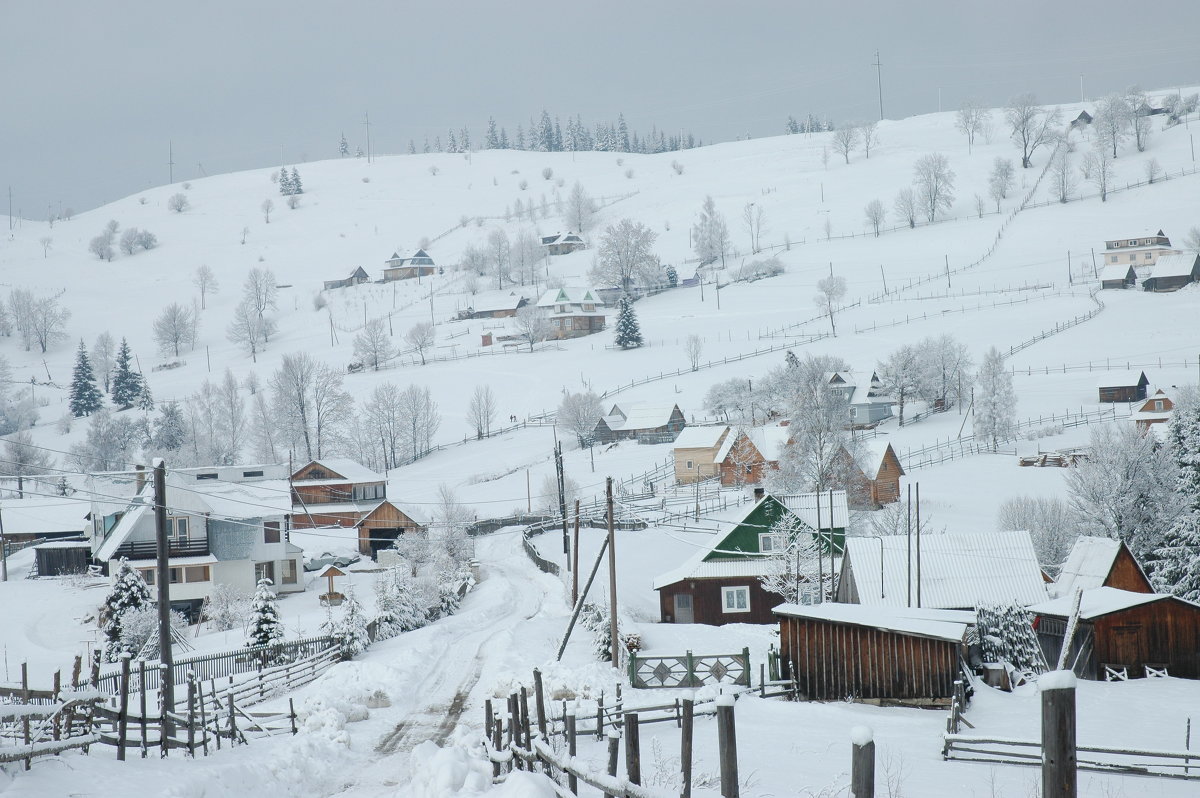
[139,568,156,585]
[168,517,190,542]
[686,459,694,470]
[722,586,750,613]
[759,533,784,552]
[242,470,264,478]
[168,567,183,584]
[1110,255,1118,263]
[352,484,384,501]
[582,303,595,312]
[1145,252,1152,260]
[1154,400,1164,411]
[184,565,210,583]
[281,560,298,585]
[195,473,218,480]
[255,561,275,585]
[264,521,281,544]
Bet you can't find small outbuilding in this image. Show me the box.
[1031,588,1200,680]
[847,441,905,507]
[1070,110,1093,129]
[1099,262,1137,290]
[672,425,731,484]
[1142,253,1200,292]
[593,403,686,445]
[323,266,370,290]
[33,540,93,577]
[461,292,528,319]
[1097,371,1149,403]
[774,603,971,702]
[1051,536,1153,598]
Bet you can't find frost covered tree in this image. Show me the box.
[246,578,284,647]
[270,352,352,461]
[261,198,274,223]
[988,157,1015,211]
[513,305,550,352]
[758,513,823,605]
[227,298,275,361]
[203,584,250,632]
[875,343,922,424]
[510,228,541,286]
[353,318,395,370]
[339,133,349,157]
[152,302,197,357]
[329,589,370,658]
[913,153,955,222]
[29,296,70,353]
[864,199,886,236]
[466,384,497,439]
[487,228,511,289]
[955,101,991,154]
[831,124,859,164]
[565,182,597,233]
[242,268,278,330]
[1168,389,1200,510]
[91,332,115,393]
[684,334,704,371]
[704,378,754,425]
[1152,513,1200,601]
[193,265,219,310]
[593,219,657,291]
[974,347,1014,450]
[858,120,879,158]
[768,353,857,494]
[404,322,436,365]
[813,275,846,336]
[916,334,972,410]
[69,341,104,417]
[3,431,53,496]
[997,496,1076,574]
[976,603,1046,672]
[1094,94,1130,158]
[152,401,187,453]
[692,195,730,266]
[893,187,917,228]
[373,566,426,638]
[89,236,115,261]
[614,295,643,349]
[1090,139,1116,201]
[111,338,143,409]
[1050,149,1076,203]
[1004,94,1062,168]
[101,559,153,661]
[557,390,602,448]
[1127,88,1152,152]
[741,203,765,253]
[397,384,439,462]
[167,193,190,213]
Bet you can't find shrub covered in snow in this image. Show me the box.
[246,578,284,648]
[100,558,153,662]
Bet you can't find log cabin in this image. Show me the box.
[593,403,686,445]
[1096,371,1148,403]
[1132,389,1175,431]
[671,425,731,484]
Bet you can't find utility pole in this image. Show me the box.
[945,255,951,288]
[364,111,372,164]
[915,483,922,609]
[873,51,884,121]
[880,264,888,294]
[0,505,8,582]
[1080,74,1085,103]
[153,459,176,734]
[556,443,569,559]
[168,141,175,185]
[606,477,619,669]
[7,186,11,231]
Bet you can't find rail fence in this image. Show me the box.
[868,282,1055,304]
[1011,357,1200,377]
[1005,286,1105,358]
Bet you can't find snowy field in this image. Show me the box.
[2,89,1200,795]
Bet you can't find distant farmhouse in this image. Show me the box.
[1097,371,1149,403]
[459,292,528,319]
[593,403,686,445]
[1142,252,1200,292]
[826,370,893,427]
[1101,230,1178,271]
[535,287,605,339]
[539,231,586,256]
[1133,388,1175,432]
[323,266,370,290]
[383,249,436,281]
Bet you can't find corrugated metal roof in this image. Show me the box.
[1030,587,1167,619]
[778,491,849,529]
[672,425,729,450]
[602,404,681,432]
[841,530,1047,609]
[773,603,970,642]
[1148,252,1199,279]
[1051,537,1120,598]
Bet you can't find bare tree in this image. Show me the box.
[3,430,53,497]
[511,228,541,286]
[466,384,498,439]
[684,334,704,371]
[1004,94,1062,168]
[1182,226,1200,254]
[591,218,658,290]
[1126,87,1153,152]
[460,244,490,277]
[353,318,395,370]
[913,153,955,222]
[88,236,114,261]
[973,193,985,218]
[858,120,879,158]
[893,187,917,228]
[513,305,550,351]
[270,352,352,461]
[404,322,436,365]
[916,334,972,409]
[261,198,274,223]
[38,237,52,258]
[29,296,70,353]
[193,265,219,310]
[741,203,765,253]
[243,268,278,341]
[91,332,116,392]
[557,390,603,448]
[1050,150,1076,203]
[226,298,274,361]
[831,124,859,164]
[397,384,440,462]
[864,199,886,236]
[875,344,923,424]
[364,382,404,469]
[565,181,597,233]
[167,193,190,213]
[692,195,730,266]
[152,302,197,357]
[988,157,1015,211]
[1144,157,1162,184]
[1091,140,1116,201]
[813,275,847,336]
[1094,94,1130,158]
[997,496,1077,574]
[955,101,991,154]
[487,228,511,290]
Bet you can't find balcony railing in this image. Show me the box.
[110,538,210,561]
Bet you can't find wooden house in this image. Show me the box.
[672,425,731,483]
[654,492,848,625]
[535,287,606,339]
[539,231,586,256]
[1051,537,1153,598]
[383,249,436,281]
[290,458,428,557]
[1142,253,1200,292]
[1031,588,1200,680]
[1132,389,1174,431]
[1070,110,1093,129]
[1097,371,1148,403]
[846,441,905,507]
[836,530,1048,609]
[323,266,370,290]
[1102,230,1178,269]
[593,403,686,445]
[827,370,893,427]
[774,603,971,701]
[714,425,789,486]
[461,292,528,319]
[1099,262,1137,290]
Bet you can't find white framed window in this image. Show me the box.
[758,533,784,552]
[686,459,694,470]
[1110,255,1118,263]
[722,586,750,613]
[1145,252,1153,260]
[167,516,189,542]
[1154,400,1164,411]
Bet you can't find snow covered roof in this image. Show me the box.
[1052,537,1120,598]
[773,603,971,643]
[1147,252,1200,279]
[467,292,527,313]
[841,530,1048,609]
[540,231,584,246]
[0,497,94,537]
[672,425,730,450]
[1096,371,1147,389]
[778,491,849,529]
[855,440,900,479]
[536,287,603,309]
[1029,587,1168,619]
[653,552,776,589]
[33,540,92,550]
[94,501,151,561]
[293,458,385,484]
[1099,262,1136,282]
[601,403,681,432]
[746,425,790,462]
[190,478,292,518]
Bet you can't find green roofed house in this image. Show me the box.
[653,491,848,625]
[535,287,606,339]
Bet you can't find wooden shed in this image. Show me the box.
[774,603,970,702]
[33,540,93,577]
[1051,537,1152,598]
[847,441,905,507]
[1097,371,1148,403]
[1143,253,1200,293]
[1030,588,1200,680]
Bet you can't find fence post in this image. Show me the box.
[851,726,875,797]
[187,673,196,757]
[596,691,604,740]
[116,655,130,762]
[625,712,641,785]
[681,696,695,798]
[138,659,148,757]
[227,691,238,748]
[717,695,739,798]
[1041,672,1077,798]
[565,713,579,794]
[198,680,209,756]
[533,669,547,742]
[686,650,696,688]
[508,693,522,769]
[519,686,532,754]
[605,730,620,798]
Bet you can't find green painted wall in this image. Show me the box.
[705,495,844,560]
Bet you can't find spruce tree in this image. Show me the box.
[246,578,284,647]
[111,338,142,409]
[1152,512,1200,601]
[356,145,364,158]
[290,167,302,195]
[1168,394,1200,512]
[101,559,153,661]
[339,133,349,157]
[136,378,155,411]
[69,340,103,417]
[332,589,370,657]
[614,295,643,349]
[485,117,499,149]
[278,167,293,196]
[976,602,1046,673]
[153,401,187,452]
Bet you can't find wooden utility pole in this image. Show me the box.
[153,459,176,735]
[0,505,8,582]
[168,141,175,185]
[606,477,619,668]
[556,443,569,559]
[572,500,580,605]
[363,111,372,164]
[873,51,884,121]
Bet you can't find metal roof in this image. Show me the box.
[778,491,849,529]
[773,603,971,642]
[672,425,730,450]
[1030,587,1168,619]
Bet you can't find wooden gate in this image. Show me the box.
[628,648,750,689]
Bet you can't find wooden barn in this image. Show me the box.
[383,249,436,281]
[1099,262,1137,290]
[1051,536,1152,598]
[1070,110,1093,129]
[461,292,528,319]
[715,426,789,486]
[1097,371,1148,403]
[1143,253,1200,292]
[1132,389,1174,431]
[654,491,848,625]
[593,403,686,445]
[323,266,370,290]
[846,441,905,507]
[539,231,586,256]
[1030,588,1200,680]
[774,603,970,702]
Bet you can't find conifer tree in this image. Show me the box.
[460,127,471,151]
[332,588,371,657]
[1152,513,1200,601]
[485,117,499,149]
[1168,393,1200,512]
[111,338,143,409]
[290,167,302,194]
[447,128,458,153]
[69,340,103,417]
[976,602,1047,673]
[278,168,293,196]
[246,578,284,647]
[339,133,349,157]
[499,128,509,149]
[614,295,644,349]
[101,559,153,661]
[356,145,364,158]
[617,113,630,152]
[136,378,155,411]
[153,401,187,452]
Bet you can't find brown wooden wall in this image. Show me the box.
[778,616,961,700]
[357,502,426,556]
[870,448,904,505]
[1105,547,1153,593]
[292,483,355,505]
[1092,600,1200,679]
[657,578,783,625]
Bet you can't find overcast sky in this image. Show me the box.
[3,1,1198,219]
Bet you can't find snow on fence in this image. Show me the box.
[0,662,104,770]
[1004,286,1105,358]
[853,292,1047,335]
[1011,357,1200,376]
[868,282,1055,304]
[758,301,860,339]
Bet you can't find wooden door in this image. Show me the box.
[1108,624,1146,670]
[674,593,694,624]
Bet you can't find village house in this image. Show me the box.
[1099,262,1137,290]
[1050,536,1153,598]
[459,292,528,319]
[1069,110,1093,129]
[671,425,732,484]
[539,231,586,256]
[1101,230,1179,270]
[1096,371,1149,403]
[653,491,848,625]
[846,441,905,507]
[774,603,972,702]
[383,249,436,281]
[715,425,789,486]
[827,370,893,427]
[535,287,606,339]
[1031,588,1200,680]
[1132,388,1175,432]
[593,403,686,445]
[290,458,427,557]
[322,266,370,290]
[835,530,1047,610]
[1142,252,1200,292]
[90,471,304,621]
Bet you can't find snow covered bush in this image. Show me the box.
[100,558,153,662]
[204,583,251,632]
[246,578,285,648]
[167,192,190,213]
[119,606,188,659]
[373,565,427,638]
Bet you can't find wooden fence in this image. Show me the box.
[628,648,751,689]
[1005,286,1104,358]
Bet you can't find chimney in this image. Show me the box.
[753,487,765,501]
[135,464,146,495]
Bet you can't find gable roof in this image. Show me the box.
[540,231,585,246]
[0,497,96,537]
[292,458,384,484]
[536,287,603,308]
[773,603,971,643]
[1096,371,1148,389]
[1029,586,1171,620]
[600,404,682,432]
[840,530,1047,608]
[1099,262,1137,282]
[1147,252,1200,280]
[854,441,902,480]
[672,425,730,450]
[467,292,527,313]
[778,491,849,529]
